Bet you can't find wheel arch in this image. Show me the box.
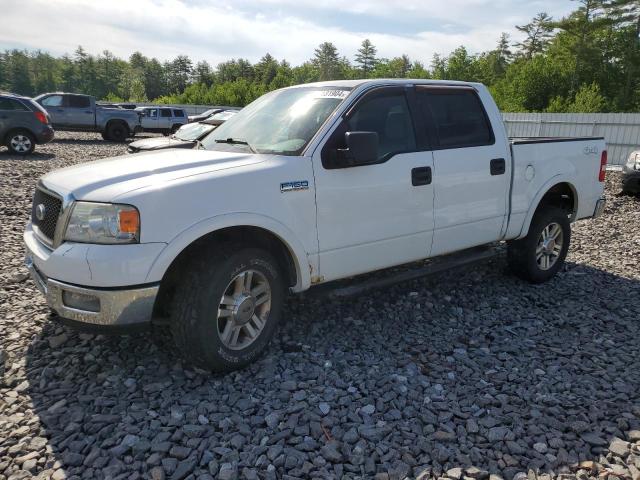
[104,118,130,135]
[148,215,311,318]
[518,178,578,239]
[4,127,36,144]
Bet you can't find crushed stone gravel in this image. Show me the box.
[1,131,639,480]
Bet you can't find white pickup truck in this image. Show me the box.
[24,80,607,371]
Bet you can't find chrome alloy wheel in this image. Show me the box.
[217,270,271,350]
[10,134,32,153]
[536,222,563,270]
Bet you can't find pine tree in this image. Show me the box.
[312,42,342,80]
[354,39,378,77]
[515,12,555,58]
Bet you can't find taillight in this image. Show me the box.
[599,150,607,182]
[34,111,48,124]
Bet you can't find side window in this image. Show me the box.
[417,88,493,149]
[41,95,64,107]
[68,95,91,108]
[148,109,158,118]
[11,99,30,111]
[346,90,416,161]
[0,98,14,110]
[173,109,184,117]
[161,109,172,118]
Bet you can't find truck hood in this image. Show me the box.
[41,149,264,202]
[128,136,193,152]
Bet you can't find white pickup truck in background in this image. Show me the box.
[24,79,607,371]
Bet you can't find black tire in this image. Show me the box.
[5,129,35,155]
[507,206,571,283]
[101,131,110,141]
[106,122,128,142]
[170,245,284,372]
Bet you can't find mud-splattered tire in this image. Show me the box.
[170,245,284,372]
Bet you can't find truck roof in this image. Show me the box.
[290,79,483,89]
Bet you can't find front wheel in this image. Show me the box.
[507,207,571,283]
[170,246,284,372]
[106,122,128,142]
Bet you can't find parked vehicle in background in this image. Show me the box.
[24,79,607,372]
[96,103,122,109]
[136,106,188,134]
[621,150,640,194]
[0,92,54,155]
[127,110,237,153]
[116,103,137,110]
[188,106,240,123]
[34,93,140,142]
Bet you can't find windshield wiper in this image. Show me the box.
[215,137,256,153]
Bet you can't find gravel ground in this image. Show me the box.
[1,132,639,480]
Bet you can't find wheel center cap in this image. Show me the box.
[233,295,255,324]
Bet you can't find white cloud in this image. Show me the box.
[0,0,576,65]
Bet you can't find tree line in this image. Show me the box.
[0,0,638,113]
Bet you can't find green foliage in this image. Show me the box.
[0,1,638,113]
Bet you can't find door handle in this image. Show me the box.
[490,158,506,175]
[411,166,432,186]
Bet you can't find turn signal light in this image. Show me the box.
[599,150,607,182]
[118,209,139,234]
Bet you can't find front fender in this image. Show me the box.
[145,212,312,291]
[517,174,578,239]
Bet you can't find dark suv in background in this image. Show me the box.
[0,92,54,155]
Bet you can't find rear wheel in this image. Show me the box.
[6,130,35,155]
[106,122,128,142]
[170,245,284,372]
[507,207,571,283]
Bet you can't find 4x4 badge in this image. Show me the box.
[280,181,309,193]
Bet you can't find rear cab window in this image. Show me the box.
[173,109,185,117]
[416,87,494,149]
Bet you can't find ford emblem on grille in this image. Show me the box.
[35,204,46,221]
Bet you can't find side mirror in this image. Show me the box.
[337,131,379,167]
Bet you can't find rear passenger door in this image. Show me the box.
[66,95,94,128]
[159,108,173,131]
[415,86,511,256]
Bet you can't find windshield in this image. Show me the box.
[201,87,351,155]
[174,122,216,141]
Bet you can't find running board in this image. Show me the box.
[308,245,499,299]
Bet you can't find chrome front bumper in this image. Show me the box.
[593,196,606,218]
[25,252,158,326]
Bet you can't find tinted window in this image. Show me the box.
[41,95,64,107]
[160,109,172,117]
[417,88,493,148]
[347,90,416,161]
[173,109,184,117]
[0,98,29,111]
[68,95,91,108]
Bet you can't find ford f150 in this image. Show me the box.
[24,79,607,371]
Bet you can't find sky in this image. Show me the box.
[0,0,576,66]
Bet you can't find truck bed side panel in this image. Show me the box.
[506,137,606,239]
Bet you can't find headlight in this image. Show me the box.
[64,202,140,244]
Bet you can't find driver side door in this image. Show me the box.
[312,86,435,282]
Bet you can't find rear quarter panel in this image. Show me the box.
[507,139,606,239]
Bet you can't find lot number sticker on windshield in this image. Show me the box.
[315,90,349,99]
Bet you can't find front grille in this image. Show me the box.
[31,187,62,242]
